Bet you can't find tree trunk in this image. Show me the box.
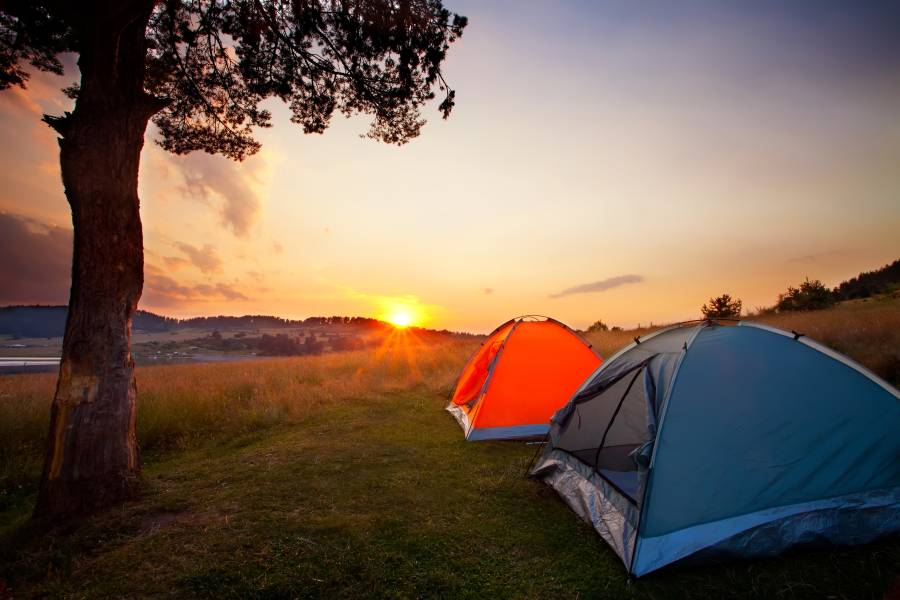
[34,5,163,520]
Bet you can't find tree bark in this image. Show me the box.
[34,4,162,519]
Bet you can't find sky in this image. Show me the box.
[1,0,899,333]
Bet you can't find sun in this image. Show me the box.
[391,314,410,327]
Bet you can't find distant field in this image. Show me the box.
[1,302,899,598]
[0,325,384,358]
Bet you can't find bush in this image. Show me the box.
[701,294,742,318]
[776,278,835,312]
[587,320,608,333]
[259,333,302,356]
[331,335,366,352]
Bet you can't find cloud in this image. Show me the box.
[143,264,195,298]
[786,251,840,263]
[270,237,283,253]
[142,263,250,304]
[215,283,249,301]
[174,152,270,238]
[482,288,494,295]
[0,212,72,304]
[194,283,249,301]
[550,274,644,298]
[0,213,249,307]
[246,269,280,282]
[163,256,191,271]
[172,242,223,274]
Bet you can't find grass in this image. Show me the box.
[1,305,900,598]
[0,330,472,513]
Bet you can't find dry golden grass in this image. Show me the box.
[137,332,474,450]
[0,330,477,488]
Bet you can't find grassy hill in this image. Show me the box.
[2,304,899,598]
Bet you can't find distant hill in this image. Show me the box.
[0,305,478,340]
[0,306,178,338]
[832,259,900,301]
[0,305,69,338]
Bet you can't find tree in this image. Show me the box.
[775,278,835,312]
[701,294,742,318]
[331,334,364,352]
[586,320,608,333]
[304,332,324,354]
[259,332,300,356]
[1,0,466,519]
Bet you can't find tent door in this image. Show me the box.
[555,364,653,503]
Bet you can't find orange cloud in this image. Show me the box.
[0,212,72,304]
[163,256,191,271]
[143,263,250,304]
[173,152,269,238]
[171,242,224,274]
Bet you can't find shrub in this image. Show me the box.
[776,278,835,312]
[331,335,366,352]
[587,320,609,333]
[701,294,743,318]
[259,333,303,356]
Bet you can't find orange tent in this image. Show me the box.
[447,317,603,441]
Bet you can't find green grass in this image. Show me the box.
[2,305,900,598]
[2,388,899,599]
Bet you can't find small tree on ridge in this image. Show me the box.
[587,320,609,333]
[701,294,743,318]
[775,278,835,312]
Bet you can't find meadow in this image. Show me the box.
[1,303,899,598]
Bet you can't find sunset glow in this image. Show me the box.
[0,2,898,333]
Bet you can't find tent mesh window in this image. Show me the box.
[555,364,650,502]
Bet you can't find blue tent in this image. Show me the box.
[530,320,900,576]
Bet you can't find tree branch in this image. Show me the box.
[137,91,172,118]
[42,111,71,136]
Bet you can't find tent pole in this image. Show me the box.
[522,431,550,478]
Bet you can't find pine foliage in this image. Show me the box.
[0,0,468,159]
[701,294,743,318]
